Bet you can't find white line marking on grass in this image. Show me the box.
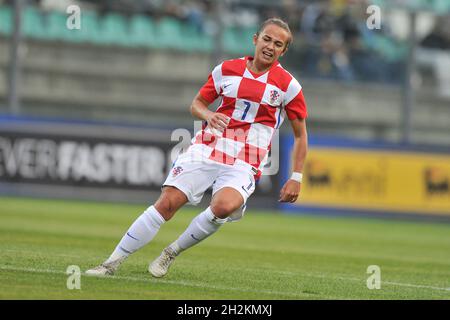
[250,268,450,292]
[380,280,450,292]
[2,264,449,295]
[178,261,450,293]
[0,265,317,299]
[319,274,450,292]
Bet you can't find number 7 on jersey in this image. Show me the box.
[241,101,251,121]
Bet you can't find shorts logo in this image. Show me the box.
[172,166,183,177]
[269,90,281,105]
[241,186,250,195]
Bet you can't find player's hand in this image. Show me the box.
[207,113,230,133]
[278,179,301,203]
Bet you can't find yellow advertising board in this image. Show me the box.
[298,148,450,216]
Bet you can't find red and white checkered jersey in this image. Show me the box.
[188,56,308,177]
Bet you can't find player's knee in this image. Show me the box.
[154,197,176,221]
[210,200,239,219]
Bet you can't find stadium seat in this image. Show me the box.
[129,15,158,48]
[155,18,183,50]
[22,6,47,40]
[433,0,450,13]
[182,24,213,53]
[222,27,242,54]
[239,26,257,54]
[99,13,131,46]
[0,6,12,35]
[371,34,407,62]
[46,11,76,41]
[197,32,213,53]
[373,0,449,12]
[77,11,103,44]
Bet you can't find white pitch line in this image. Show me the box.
[322,275,450,292]
[380,280,450,292]
[0,265,318,299]
[0,249,450,296]
[1,264,449,295]
[174,261,450,293]
[248,268,450,292]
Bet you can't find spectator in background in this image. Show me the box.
[421,16,450,50]
[339,5,388,82]
[300,0,332,44]
[299,1,355,81]
[418,16,450,98]
[23,0,408,84]
[180,0,206,32]
[320,30,355,81]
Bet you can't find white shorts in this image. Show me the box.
[163,152,256,222]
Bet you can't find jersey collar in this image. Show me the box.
[244,56,280,79]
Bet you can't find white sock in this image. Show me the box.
[105,205,165,263]
[170,207,227,254]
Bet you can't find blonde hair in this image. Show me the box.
[256,18,293,49]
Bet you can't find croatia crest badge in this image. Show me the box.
[269,90,281,105]
[172,166,183,177]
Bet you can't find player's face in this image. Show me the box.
[253,24,290,67]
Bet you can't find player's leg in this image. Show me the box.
[106,186,188,259]
[85,186,188,276]
[149,187,245,278]
[172,187,244,249]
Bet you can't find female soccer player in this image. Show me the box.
[86,17,308,277]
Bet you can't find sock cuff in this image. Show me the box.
[169,241,182,255]
[204,206,228,225]
[145,205,166,226]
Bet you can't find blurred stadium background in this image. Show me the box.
[0,0,449,220]
[1,0,450,300]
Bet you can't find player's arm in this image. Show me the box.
[190,93,230,133]
[279,117,308,203]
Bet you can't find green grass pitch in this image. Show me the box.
[0,196,449,299]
